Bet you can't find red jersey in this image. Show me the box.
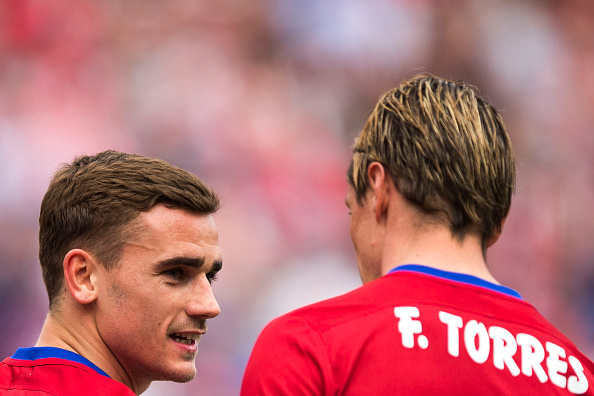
[0,347,135,395]
[241,265,594,395]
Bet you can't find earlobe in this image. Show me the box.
[63,249,98,305]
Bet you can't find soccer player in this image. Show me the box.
[0,151,222,395]
[241,74,594,395]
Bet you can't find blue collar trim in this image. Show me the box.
[389,264,522,299]
[11,347,110,378]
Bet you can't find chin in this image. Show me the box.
[152,361,197,384]
[170,372,196,384]
[161,366,197,384]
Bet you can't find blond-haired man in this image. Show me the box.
[241,74,594,395]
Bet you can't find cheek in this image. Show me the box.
[103,280,159,326]
[107,281,127,307]
[349,217,360,250]
[350,213,366,244]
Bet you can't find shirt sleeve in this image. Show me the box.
[240,313,333,396]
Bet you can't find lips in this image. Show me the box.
[170,333,200,345]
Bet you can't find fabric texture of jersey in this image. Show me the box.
[241,265,594,395]
[0,347,135,395]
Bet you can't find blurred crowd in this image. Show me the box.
[1,0,593,394]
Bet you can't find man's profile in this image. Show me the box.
[1,150,222,395]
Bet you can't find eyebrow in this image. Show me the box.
[157,256,205,269]
[344,198,350,209]
[156,256,223,272]
[210,260,223,273]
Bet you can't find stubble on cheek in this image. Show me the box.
[107,280,128,307]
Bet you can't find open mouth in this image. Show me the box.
[170,333,199,345]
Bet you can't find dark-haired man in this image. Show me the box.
[1,151,222,395]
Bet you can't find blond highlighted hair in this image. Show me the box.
[348,74,515,247]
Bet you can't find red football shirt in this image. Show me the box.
[241,265,594,395]
[0,347,135,395]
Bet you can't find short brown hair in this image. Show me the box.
[348,74,515,247]
[39,150,220,308]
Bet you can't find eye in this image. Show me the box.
[163,268,184,281]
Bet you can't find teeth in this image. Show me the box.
[172,333,200,344]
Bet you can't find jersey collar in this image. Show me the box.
[389,264,523,299]
[11,346,110,378]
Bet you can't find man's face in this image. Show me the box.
[345,185,383,283]
[95,204,222,388]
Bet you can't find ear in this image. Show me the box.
[486,218,507,248]
[367,162,391,223]
[63,249,99,305]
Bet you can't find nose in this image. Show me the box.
[186,277,221,319]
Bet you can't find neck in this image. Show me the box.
[35,303,143,394]
[380,201,497,284]
[383,228,497,283]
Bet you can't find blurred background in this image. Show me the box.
[1,0,593,394]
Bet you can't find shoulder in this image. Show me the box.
[248,276,396,363]
[1,357,134,396]
[269,272,408,330]
[241,274,420,395]
[242,311,335,395]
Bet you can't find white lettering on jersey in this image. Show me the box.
[464,319,490,364]
[489,326,521,376]
[568,356,589,394]
[516,333,548,383]
[439,311,463,357]
[547,341,569,389]
[394,306,428,349]
[393,306,590,394]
